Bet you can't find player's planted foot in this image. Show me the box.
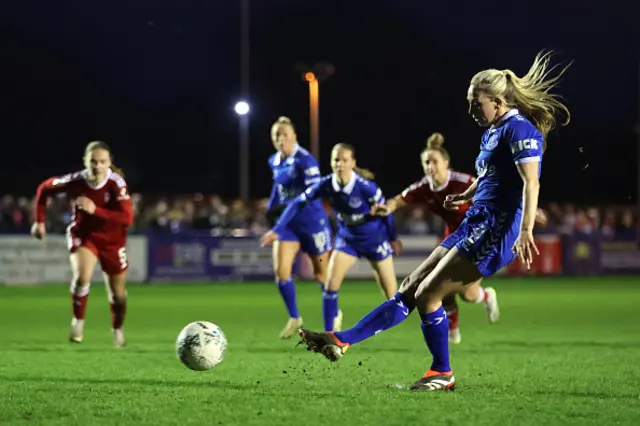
[332,310,343,332]
[484,287,500,324]
[280,317,303,339]
[409,369,456,392]
[112,328,126,348]
[448,327,461,344]
[69,318,84,343]
[298,329,349,361]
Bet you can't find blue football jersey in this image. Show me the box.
[274,172,397,242]
[472,109,543,209]
[267,143,325,218]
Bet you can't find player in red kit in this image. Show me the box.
[31,141,134,348]
[371,133,498,344]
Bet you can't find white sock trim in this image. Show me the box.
[70,282,91,297]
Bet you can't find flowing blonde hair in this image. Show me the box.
[332,143,375,180]
[470,50,571,149]
[83,140,125,178]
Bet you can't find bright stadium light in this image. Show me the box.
[234,101,250,115]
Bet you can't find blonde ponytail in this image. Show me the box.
[353,166,375,180]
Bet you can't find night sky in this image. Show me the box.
[1,0,638,205]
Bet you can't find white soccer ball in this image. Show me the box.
[176,321,227,371]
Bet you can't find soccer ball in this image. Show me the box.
[175,321,227,371]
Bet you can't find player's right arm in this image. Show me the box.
[444,179,478,211]
[32,174,74,239]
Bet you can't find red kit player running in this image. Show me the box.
[32,141,134,348]
[372,133,546,344]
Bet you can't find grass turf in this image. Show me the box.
[1,277,639,425]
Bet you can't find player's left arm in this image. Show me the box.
[509,124,542,234]
[92,185,134,227]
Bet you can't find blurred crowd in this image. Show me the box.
[0,193,637,241]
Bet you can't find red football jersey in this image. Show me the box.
[400,169,475,235]
[34,169,133,247]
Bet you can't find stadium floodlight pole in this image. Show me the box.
[235,101,250,203]
[239,0,250,202]
[297,62,335,163]
[304,72,320,161]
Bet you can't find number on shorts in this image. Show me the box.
[312,231,328,252]
[118,247,128,269]
[376,241,392,257]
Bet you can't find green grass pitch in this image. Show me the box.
[1,277,639,425]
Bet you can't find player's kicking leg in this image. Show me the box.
[68,246,99,343]
[298,247,448,361]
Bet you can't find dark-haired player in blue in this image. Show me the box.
[262,143,401,333]
[266,116,332,339]
[298,51,571,391]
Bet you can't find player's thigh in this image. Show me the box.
[369,255,398,298]
[98,245,129,277]
[399,246,449,294]
[308,251,330,282]
[326,249,358,292]
[272,240,300,280]
[415,247,483,308]
[458,278,484,302]
[104,271,128,298]
[69,245,99,283]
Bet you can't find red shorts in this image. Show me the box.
[67,234,128,276]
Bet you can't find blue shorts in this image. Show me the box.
[278,216,332,256]
[334,235,393,262]
[441,204,521,277]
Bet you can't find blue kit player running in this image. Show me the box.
[262,143,401,333]
[266,116,332,339]
[298,51,571,391]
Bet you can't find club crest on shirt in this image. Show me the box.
[104,192,111,203]
[485,133,500,151]
[348,197,362,209]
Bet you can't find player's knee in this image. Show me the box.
[274,265,292,281]
[325,275,343,292]
[399,274,420,294]
[458,286,476,302]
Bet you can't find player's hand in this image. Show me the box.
[31,222,46,240]
[76,196,96,214]
[260,230,279,247]
[512,230,539,269]
[391,240,403,255]
[534,208,548,227]
[370,203,393,216]
[443,194,468,211]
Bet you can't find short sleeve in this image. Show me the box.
[507,121,543,165]
[364,182,384,205]
[300,155,322,186]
